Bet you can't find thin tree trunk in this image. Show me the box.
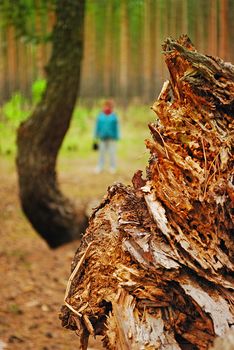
[7,25,17,94]
[61,36,234,349]
[181,0,188,36]
[18,36,28,97]
[0,15,5,102]
[103,1,113,97]
[219,0,228,61]
[16,0,87,248]
[119,0,129,105]
[195,0,205,53]
[26,44,34,99]
[208,0,218,56]
[142,0,152,103]
[80,1,96,99]
[35,0,46,78]
[154,1,163,94]
[160,1,169,81]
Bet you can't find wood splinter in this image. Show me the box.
[60,35,234,350]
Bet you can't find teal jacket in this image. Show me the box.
[95,112,119,140]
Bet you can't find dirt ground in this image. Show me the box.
[0,155,144,350]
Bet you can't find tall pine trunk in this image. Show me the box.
[103,1,113,97]
[7,26,17,94]
[119,0,129,105]
[16,0,87,248]
[80,2,96,99]
[208,0,218,57]
[142,0,152,103]
[219,0,228,61]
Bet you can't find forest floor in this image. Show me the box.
[0,150,147,350]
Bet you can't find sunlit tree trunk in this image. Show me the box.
[0,16,5,102]
[142,0,152,102]
[153,1,163,94]
[7,25,17,94]
[195,0,205,53]
[181,0,188,36]
[16,0,88,249]
[110,7,120,100]
[208,0,218,56]
[18,40,28,98]
[168,0,177,36]
[103,1,113,97]
[26,45,35,99]
[119,0,129,105]
[134,10,144,99]
[160,1,169,81]
[219,0,228,61]
[80,1,96,99]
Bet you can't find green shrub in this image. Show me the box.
[32,79,47,104]
[0,98,154,159]
[2,92,29,126]
[1,91,31,155]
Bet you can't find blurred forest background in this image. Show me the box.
[0,0,234,156]
[1,0,234,104]
[0,1,234,349]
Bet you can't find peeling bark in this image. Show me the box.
[60,36,234,349]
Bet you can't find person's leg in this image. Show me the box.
[108,140,117,173]
[96,140,106,172]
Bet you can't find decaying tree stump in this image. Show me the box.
[60,36,234,350]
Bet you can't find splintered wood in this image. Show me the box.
[60,36,234,350]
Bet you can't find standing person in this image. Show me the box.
[94,100,120,174]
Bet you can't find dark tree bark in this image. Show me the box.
[60,36,234,349]
[16,0,88,248]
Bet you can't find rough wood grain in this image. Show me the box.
[60,35,234,350]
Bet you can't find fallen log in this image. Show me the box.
[60,35,234,350]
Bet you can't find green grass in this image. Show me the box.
[60,103,155,158]
[0,121,17,155]
[0,90,156,170]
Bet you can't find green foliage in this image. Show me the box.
[0,78,46,155]
[2,92,29,125]
[0,92,29,155]
[32,79,47,104]
[0,0,55,43]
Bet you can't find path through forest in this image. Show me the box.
[0,154,144,350]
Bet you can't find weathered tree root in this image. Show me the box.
[60,35,234,350]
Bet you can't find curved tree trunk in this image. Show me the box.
[16,0,88,248]
[60,36,234,349]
